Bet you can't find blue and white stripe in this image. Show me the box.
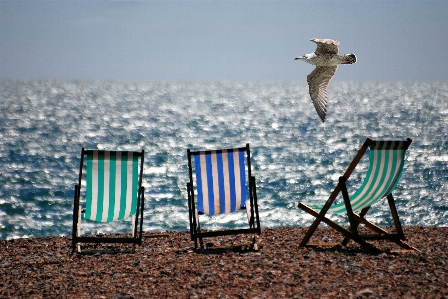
[193,149,247,215]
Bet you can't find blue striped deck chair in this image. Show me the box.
[298,138,418,252]
[187,144,261,250]
[72,148,145,253]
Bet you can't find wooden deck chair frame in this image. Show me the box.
[187,144,261,250]
[298,138,417,253]
[72,148,145,253]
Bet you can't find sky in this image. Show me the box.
[1,1,447,82]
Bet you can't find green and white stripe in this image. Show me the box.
[324,141,407,214]
[84,150,139,222]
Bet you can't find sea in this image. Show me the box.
[0,80,447,240]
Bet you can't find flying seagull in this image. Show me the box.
[295,38,356,122]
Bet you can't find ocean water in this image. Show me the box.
[0,80,447,240]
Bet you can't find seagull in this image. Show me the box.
[295,38,356,122]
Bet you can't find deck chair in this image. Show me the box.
[72,148,145,253]
[298,138,418,252]
[187,144,261,250]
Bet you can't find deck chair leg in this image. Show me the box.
[351,212,417,251]
[194,238,198,249]
[298,204,328,246]
[131,215,136,238]
[199,238,205,251]
[387,194,405,239]
[298,185,342,246]
[386,194,418,251]
[187,183,195,240]
[251,176,261,233]
[197,226,205,251]
[299,203,380,252]
[342,207,370,246]
[77,206,82,253]
[339,177,360,238]
[252,236,259,251]
[194,209,201,249]
[72,185,80,253]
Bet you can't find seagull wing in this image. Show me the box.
[310,38,339,55]
[307,66,338,122]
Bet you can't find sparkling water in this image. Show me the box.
[1,80,447,240]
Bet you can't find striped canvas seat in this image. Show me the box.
[298,138,418,252]
[193,148,247,215]
[85,150,139,222]
[72,148,145,253]
[187,144,261,250]
[323,141,407,214]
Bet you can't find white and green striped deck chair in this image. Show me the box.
[299,138,418,252]
[187,144,261,250]
[72,148,145,253]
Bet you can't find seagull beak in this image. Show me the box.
[294,57,299,60]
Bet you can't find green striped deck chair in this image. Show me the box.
[298,138,418,252]
[187,144,261,250]
[72,148,145,253]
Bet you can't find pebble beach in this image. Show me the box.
[1,226,447,298]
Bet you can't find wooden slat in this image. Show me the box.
[143,233,170,238]
[358,234,401,240]
[352,214,390,235]
[306,243,340,248]
[73,237,141,244]
[195,228,260,239]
